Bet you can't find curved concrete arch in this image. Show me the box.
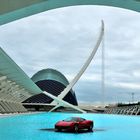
[0,0,140,25]
[45,20,104,113]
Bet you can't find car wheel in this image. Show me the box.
[55,128,61,132]
[88,123,93,132]
[74,124,79,133]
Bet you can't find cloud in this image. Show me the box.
[114,82,140,90]
[1,5,140,104]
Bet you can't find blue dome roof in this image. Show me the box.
[31,68,69,86]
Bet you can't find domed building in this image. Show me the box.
[23,69,78,105]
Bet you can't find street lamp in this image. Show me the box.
[131,92,134,103]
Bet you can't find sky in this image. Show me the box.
[1,5,140,105]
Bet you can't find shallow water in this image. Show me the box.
[0,112,140,140]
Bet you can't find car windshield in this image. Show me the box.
[63,117,78,122]
[63,117,85,122]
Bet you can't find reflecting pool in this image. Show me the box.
[0,112,140,140]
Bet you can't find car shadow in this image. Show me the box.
[39,128,106,133]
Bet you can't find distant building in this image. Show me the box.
[23,68,78,105]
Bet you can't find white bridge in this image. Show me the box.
[105,104,140,115]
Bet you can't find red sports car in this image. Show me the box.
[55,117,93,132]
